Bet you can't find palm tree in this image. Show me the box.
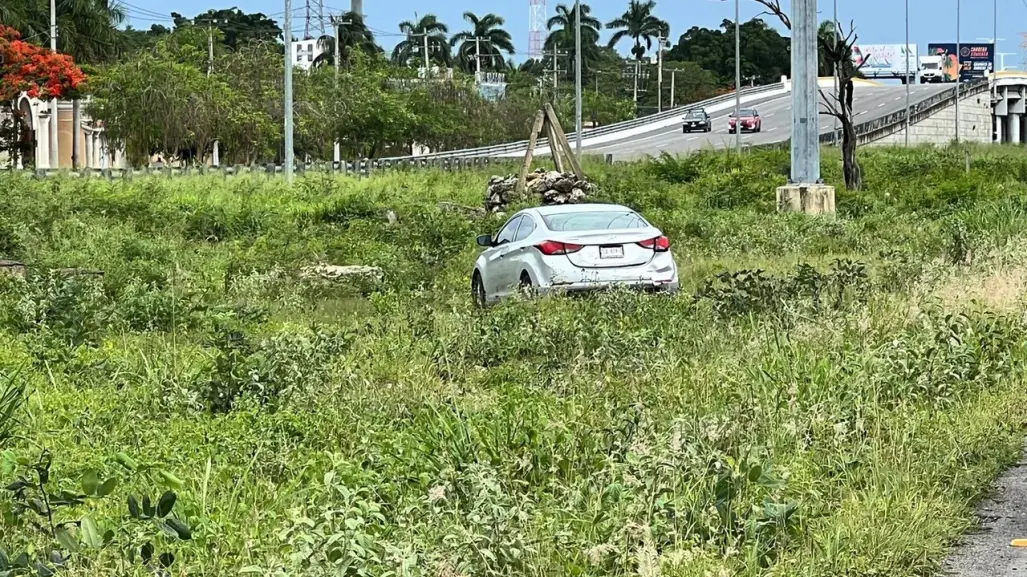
[606,0,668,103]
[449,12,515,73]
[1,0,125,62]
[391,14,451,69]
[313,11,382,68]
[544,3,602,83]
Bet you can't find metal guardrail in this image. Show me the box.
[3,156,532,180]
[847,79,990,145]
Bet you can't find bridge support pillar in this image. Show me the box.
[995,116,1004,143]
[1009,114,1022,145]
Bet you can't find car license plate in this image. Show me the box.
[600,246,624,259]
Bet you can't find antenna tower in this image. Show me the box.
[303,0,326,39]
[529,0,546,60]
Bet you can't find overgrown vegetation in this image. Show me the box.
[2,144,1027,576]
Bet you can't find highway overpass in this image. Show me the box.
[386,76,992,167]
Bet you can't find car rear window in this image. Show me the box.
[542,211,648,231]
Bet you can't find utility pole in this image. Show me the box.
[955,0,960,143]
[790,0,820,183]
[734,0,741,154]
[656,35,664,113]
[475,36,481,73]
[424,33,430,77]
[284,0,294,184]
[49,0,58,169]
[333,15,342,165]
[670,70,675,108]
[574,0,582,157]
[207,21,215,76]
[553,47,559,90]
[633,59,639,105]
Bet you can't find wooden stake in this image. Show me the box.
[545,120,566,173]
[516,110,546,195]
[543,103,584,180]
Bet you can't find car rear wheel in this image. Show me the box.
[472,272,487,307]
[518,272,536,298]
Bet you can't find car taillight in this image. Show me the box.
[638,236,670,252]
[536,240,584,255]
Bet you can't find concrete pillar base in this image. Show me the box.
[777,183,836,215]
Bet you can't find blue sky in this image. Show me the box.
[120,0,1025,68]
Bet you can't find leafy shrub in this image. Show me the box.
[197,323,352,413]
[0,215,24,259]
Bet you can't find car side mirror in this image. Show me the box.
[476,234,494,248]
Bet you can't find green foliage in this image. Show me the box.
[667,17,790,86]
[2,146,1027,576]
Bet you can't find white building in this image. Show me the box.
[1,94,120,170]
[291,39,324,70]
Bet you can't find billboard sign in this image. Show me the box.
[927,43,994,81]
[851,44,918,77]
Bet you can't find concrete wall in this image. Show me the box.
[869,89,993,146]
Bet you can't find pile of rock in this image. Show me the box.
[300,264,384,283]
[485,169,595,213]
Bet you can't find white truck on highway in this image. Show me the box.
[919,55,944,83]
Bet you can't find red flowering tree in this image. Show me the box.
[0,25,86,101]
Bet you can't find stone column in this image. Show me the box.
[995,115,1004,143]
[36,112,51,169]
[1009,114,1021,145]
[91,133,100,167]
[83,130,93,168]
[212,140,220,167]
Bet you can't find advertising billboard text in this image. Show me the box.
[926,43,994,81]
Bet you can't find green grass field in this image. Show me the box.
[3,145,1027,576]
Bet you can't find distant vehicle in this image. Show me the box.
[681,109,712,133]
[471,204,679,305]
[919,55,944,83]
[728,108,761,133]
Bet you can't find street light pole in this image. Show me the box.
[284,0,294,184]
[574,0,582,157]
[955,0,960,143]
[333,16,341,166]
[734,0,741,154]
[904,0,910,146]
[49,0,59,169]
[832,0,838,146]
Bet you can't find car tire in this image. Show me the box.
[472,272,487,307]
[518,272,536,298]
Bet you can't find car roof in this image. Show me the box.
[529,203,636,217]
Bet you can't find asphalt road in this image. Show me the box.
[941,450,1027,576]
[587,83,952,160]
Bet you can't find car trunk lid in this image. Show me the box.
[558,229,662,268]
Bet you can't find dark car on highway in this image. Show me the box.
[681,109,712,133]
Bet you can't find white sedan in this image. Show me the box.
[471,204,679,305]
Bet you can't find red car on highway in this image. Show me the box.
[728,108,762,133]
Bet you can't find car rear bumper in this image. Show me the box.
[536,255,678,294]
[542,279,679,295]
